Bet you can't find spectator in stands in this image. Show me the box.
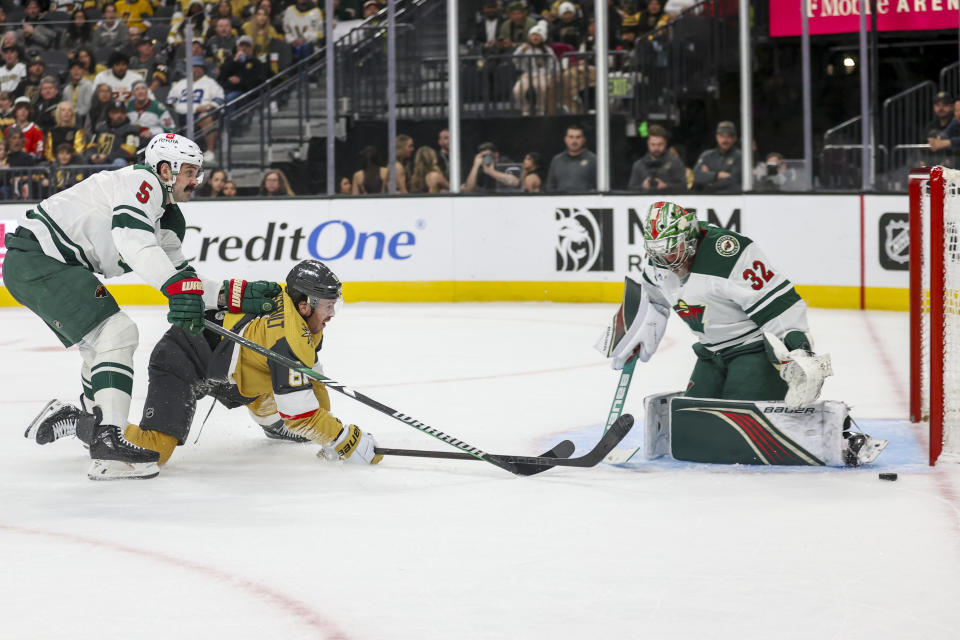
[94,51,140,104]
[13,54,45,103]
[62,61,94,119]
[409,146,449,193]
[512,21,558,116]
[545,123,596,192]
[8,97,44,159]
[43,102,85,163]
[116,0,155,32]
[520,151,543,192]
[0,92,15,128]
[167,56,225,163]
[283,0,323,61]
[208,0,243,36]
[206,17,239,65]
[499,1,537,49]
[616,2,642,49]
[85,82,114,132]
[752,151,797,192]
[119,26,145,61]
[50,142,86,192]
[127,79,175,138]
[352,145,387,194]
[196,168,227,197]
[63,9,95,51]
[473,0,506,55]
[129,38,168,92]
[627,124,686,193]
[4,129,37,167]
[693,120,742,193]
[220,35,268,104]
[34,77,63,131]
[243,6,281,60]
[362,0,381,19]
[93,4,126,51]
[169,0,211,48]
[17,0,57,51]
[549,2,585,48]
[0,38,25,95]
[335,0,359,21]
[84,100,139,166]
[338,175,353,194]
[395,133,414,192]
[259,168,294,196]
[0,44,25,97]
[257,0,284,31]
[927,92,959,163]
[73,47,100,82]
[639,0,670,32]
[221,179,238,196]
[462,141,521,192]
[436,128,450,179]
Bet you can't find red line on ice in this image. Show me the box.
[0,523,349,640]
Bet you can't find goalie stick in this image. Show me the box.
[599,358,646,464]
[204,320,633,476]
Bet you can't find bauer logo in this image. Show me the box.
[878,212,909,271]
[555,208,614,272]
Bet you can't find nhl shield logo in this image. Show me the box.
[878,212,909,271]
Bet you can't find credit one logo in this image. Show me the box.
[186,221,416,262]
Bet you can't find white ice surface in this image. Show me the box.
[2,303,960,640]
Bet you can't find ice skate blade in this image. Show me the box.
[24,399,60,442]
[87,459,160,481]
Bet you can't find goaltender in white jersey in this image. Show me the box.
[598,201,887,466]
[4,133,282,481]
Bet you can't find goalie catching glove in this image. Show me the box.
[223,279,282,314]
[595,277,670,369]
[764,331,833,409]
[162,270,205,336]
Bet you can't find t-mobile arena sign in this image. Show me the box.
[770,0,958,37]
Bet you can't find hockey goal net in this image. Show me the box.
[910,166,960,465]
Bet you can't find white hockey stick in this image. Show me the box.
[601,358,645,464]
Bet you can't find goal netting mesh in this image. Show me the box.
[915,166,960,464]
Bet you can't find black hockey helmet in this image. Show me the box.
[286,260,342,308]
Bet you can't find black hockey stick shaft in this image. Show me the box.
[203,319,520,475]
[376,440,576,462]
[377,415,633,473]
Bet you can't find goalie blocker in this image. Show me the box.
[641,392,887,467]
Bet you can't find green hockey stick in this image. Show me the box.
[602,357,645,464]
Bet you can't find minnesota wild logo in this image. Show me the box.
[674,299,706,333]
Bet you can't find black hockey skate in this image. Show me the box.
[25,399,83,445]
[261,419,309,443]
[85,407,160,480]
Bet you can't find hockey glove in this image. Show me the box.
[595,277,670,370]
[319,424,383,465]
[162,270,205,336]
[223,279,282,314]
[764,331,833,409]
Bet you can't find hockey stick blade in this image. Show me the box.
[375,439,576,477]
[603,445,643,465]
[483,414,634,476]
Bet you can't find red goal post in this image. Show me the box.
[909,166,960,465]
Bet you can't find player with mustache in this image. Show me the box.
[5,133,281,480]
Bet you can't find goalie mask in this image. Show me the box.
[286,260,343,315]
[643,201,699,272]
[143,133,204,187]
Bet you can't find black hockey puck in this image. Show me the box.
[879,472,898,481]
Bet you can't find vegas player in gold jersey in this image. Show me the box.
[26,260,383,474]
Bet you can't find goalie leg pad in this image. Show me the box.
[642,391,684,460]
[669,397,847,466]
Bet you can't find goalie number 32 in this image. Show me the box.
[742,260,774,290]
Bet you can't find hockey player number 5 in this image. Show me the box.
[136,181,153,203]
[742,260,774,290]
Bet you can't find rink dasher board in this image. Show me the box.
[0,193,909,310]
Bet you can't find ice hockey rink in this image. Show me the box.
[1,302,958,640]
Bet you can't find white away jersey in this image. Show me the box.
[92,69,149,104]
[283,6,323,43]
[166,76,225,114]
[18,165,219,306]
[640,224,810,353]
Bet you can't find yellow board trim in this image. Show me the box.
[0,282,910,309]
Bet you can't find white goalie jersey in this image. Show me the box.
[640,224,811,353]
[17,165,220,307]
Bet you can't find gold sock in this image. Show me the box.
[124,424,178,465]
